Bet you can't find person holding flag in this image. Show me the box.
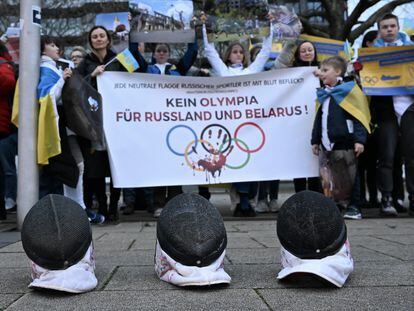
[76,26,130,222]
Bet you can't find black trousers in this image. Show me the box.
[376,102,414,197]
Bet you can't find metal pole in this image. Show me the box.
[17,1,41,229]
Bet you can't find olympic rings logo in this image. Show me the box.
[363,76,379,85]
[166,122,266,179]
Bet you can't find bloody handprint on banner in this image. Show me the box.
[166,122,265,183]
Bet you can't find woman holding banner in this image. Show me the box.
[128,34,199,218]
[76,26,125,222]
[290,41,323,194]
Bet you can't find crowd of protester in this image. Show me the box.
[0,12,413,224]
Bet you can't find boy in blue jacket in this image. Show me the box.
[312,56,370,219]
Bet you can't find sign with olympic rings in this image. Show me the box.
[98,68,320,187]
[359,45,414,96]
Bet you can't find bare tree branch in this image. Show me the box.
[299,17,329,38]
[343,0,380,37]
[349,0,414,41]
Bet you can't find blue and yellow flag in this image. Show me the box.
[36,65,62,165]
[316,81,371,133]
[116,49,139,73]
[12,64,62,165]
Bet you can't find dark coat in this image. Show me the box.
[76,49,125,178]
[311,97,368,150]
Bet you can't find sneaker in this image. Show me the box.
[86,209,105,224]
[123,203,135,215]
[393,199,408,213]
[380,197,398,217]
[344,206,362,220]
[269,199,279,213]
[153,208,163,218]
[255,199,269,213]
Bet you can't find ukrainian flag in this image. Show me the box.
[12,63,62,165]
[116,49,139,73]
[316,81,371,133]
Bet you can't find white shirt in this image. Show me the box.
[321,95,333,151]
[202,24,273,77]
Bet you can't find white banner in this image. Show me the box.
[97,68,320,187]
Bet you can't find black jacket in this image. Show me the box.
[311,97,367,150]
[76,49,125,89]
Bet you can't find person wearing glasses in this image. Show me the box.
[70,46,86,68]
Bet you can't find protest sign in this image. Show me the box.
[129,0,195,43]
[359,46,414,96]
[97,68,320,188]
[201,2,301,43]
[299,34,345,61]
[96,12,130,54]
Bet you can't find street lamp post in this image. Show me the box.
[17,1,41,229]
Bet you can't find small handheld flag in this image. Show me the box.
[115,49,139,73]
[343,40,353,61]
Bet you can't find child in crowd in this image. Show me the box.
[311,56,370,220]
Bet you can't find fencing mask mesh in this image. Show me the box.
[157,193,227,267]
[21,194,92,270]
[277,191,347,259]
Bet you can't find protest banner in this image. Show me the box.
[359,46,414,96]
[299,34,345,61]
[97,68,320,188]
[129,0,195,43]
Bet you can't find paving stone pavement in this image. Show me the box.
[0,218,413,310]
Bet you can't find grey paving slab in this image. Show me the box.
[0,253,29,268]
[128,238,157,251]
[0,242,23,253]
[103,266,177,291]
[349,236,404,248]
[8,289,269,311]
[95,249,154,267]
[363,244,414,261]
[227,237,265,249]
[92,222,145,234]
[93,233,137,251]
[347,262,414,287]
[249,236,280,248]
[376,234,414,245]
[0,294,22,310]
[0,268,30,294]
[350,246,403,262]
[0,232,21,243]
[259,286,414,311]
[95,266,117,291]
[226,248,279,264]
[230,222,277,233]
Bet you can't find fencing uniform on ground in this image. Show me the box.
[21,194,97,293]
[155,193,231,286]
[276,191,353,287]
